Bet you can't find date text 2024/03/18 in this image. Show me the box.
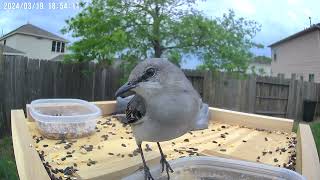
[1,2,81,10]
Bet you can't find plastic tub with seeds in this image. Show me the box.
[124,156,305,180]
[30,99,101,139]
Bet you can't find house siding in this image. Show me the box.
[0,34,65,60]
[271,30,320,82]
[2,35,18,48]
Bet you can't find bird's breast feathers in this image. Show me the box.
[146,92,200,125]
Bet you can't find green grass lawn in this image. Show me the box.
[0,136,19,180]
[310,122,320,158]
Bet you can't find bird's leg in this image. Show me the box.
[138,143,154,180]
[157,142,174,179]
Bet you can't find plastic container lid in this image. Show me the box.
[123,156,305,180]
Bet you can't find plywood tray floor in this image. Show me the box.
[28,116,297,180]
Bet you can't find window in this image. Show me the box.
[273,53,277,61]
[52,41,56,52]
[3,40,6,45]
[61,42,65,53]
[56,42,61,52]
[309,74,314,82]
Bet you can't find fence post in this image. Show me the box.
[287,74,297,119]
[203,70,212,104]
[247,74,256,113]
[0,46,4,137]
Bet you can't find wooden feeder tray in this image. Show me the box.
[11,101,320,180]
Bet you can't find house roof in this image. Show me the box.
[0,24,68,42]
[0,44,25,55]
[268,23,320,47]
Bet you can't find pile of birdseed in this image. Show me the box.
[28,116,297,180]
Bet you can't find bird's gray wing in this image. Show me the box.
[125,95,146,124]
[114,95,135,114]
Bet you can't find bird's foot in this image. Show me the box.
[160,156,174,179]
[143,166,154,180]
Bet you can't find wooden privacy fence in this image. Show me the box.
[1,56,320,137]
[0,56,126,137]
[184,70,320,121]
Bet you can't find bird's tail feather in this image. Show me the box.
[192,103,209,130]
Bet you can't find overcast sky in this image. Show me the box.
[0,0,319,68]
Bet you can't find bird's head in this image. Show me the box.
[115,58,190,98]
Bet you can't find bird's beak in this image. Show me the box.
[115,82,137,97]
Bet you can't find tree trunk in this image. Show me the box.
[152,3,162,58]
[154,41,162,58]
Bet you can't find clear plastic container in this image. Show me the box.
[124,156,305,180]
[30,99,101,139]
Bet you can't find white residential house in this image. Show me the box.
[247,56,272,76]
[0,23,68,60]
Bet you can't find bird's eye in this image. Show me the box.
[144,68,156,78]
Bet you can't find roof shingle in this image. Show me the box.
[0,24,68,42]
